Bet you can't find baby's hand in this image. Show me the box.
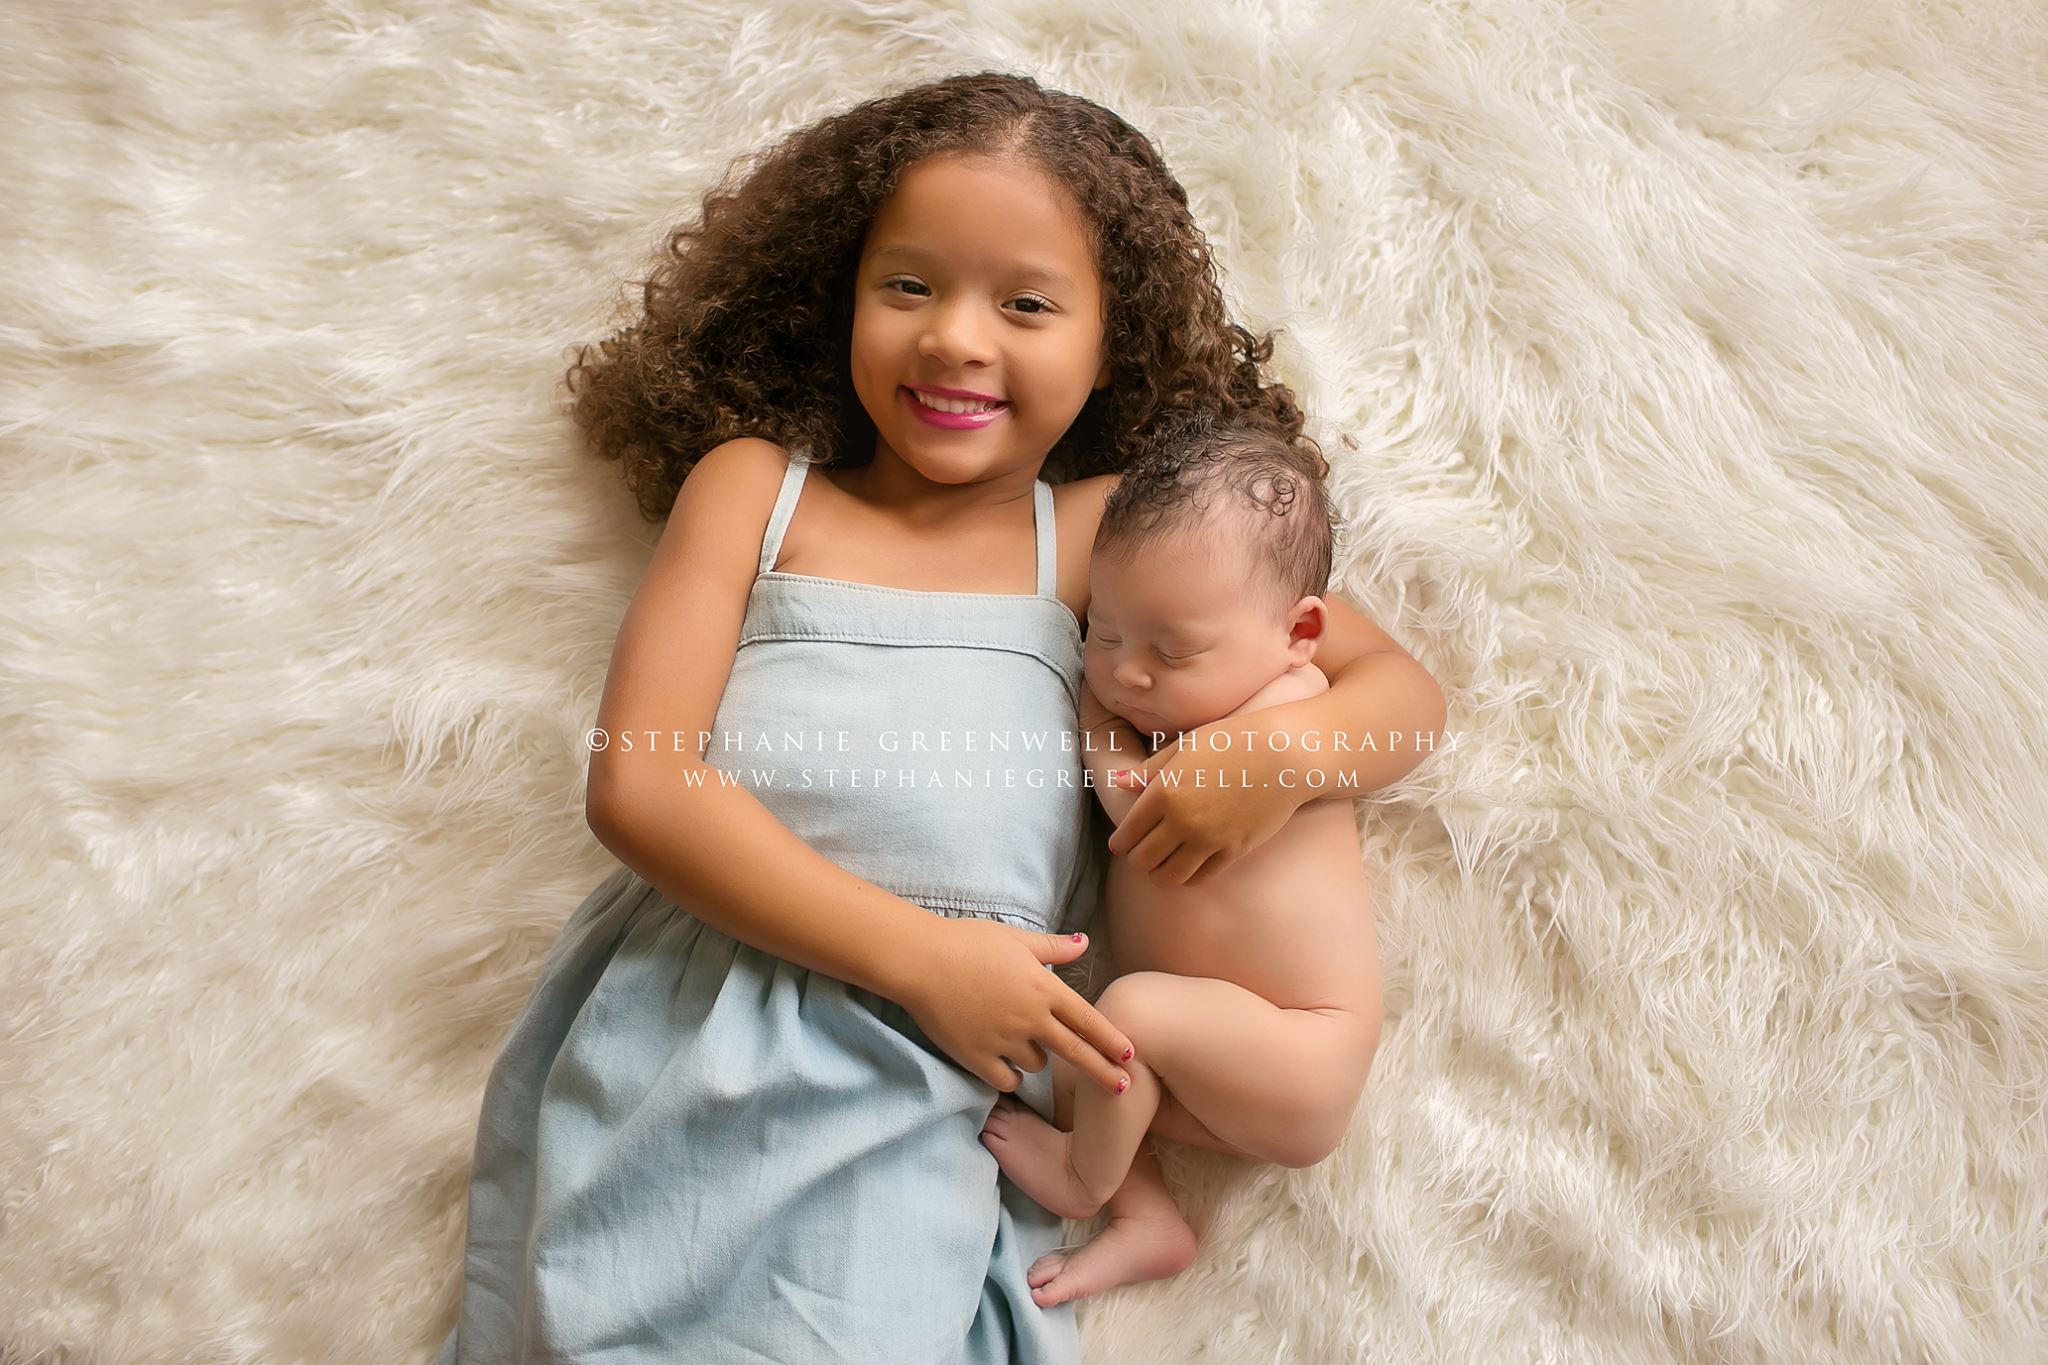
[1079,681,1152,822]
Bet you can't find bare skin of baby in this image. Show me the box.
[980,532,1384,1307]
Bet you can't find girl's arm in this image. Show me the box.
[1105,591,1446,884]
[584,439,1132,1103]
[584,439,940,1004]
[1236,590,1448,796]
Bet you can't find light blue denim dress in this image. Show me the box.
[436,447,1100,1364]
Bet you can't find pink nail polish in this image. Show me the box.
[1115,1075,1129,1095]
[1121,1046,1134,1062]
[1070,932,1085,943]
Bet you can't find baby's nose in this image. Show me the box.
[1113,661,1149,688]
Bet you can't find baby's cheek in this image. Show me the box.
[1081,654,1108,695]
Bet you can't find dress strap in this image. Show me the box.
[757,452,811,576]
[1032,480,1056,599]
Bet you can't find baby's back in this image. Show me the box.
[1105,668,1379,1014]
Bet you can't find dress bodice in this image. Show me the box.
[704,450,1099,932]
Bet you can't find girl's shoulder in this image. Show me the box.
[678,436,799,515]
[696,434,798,481]
[1052,473,1121,559]
[1050,474,1121,625]
[654,436,800,573]
[1051,472,1119,532]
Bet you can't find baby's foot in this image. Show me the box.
[979,1097,1103,1219]
[1026,1208,1200,1307]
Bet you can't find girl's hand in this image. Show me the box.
[899,918,1134,1099]
[1107,729,1303,886]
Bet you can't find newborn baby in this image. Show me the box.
[980,416,1385,1306]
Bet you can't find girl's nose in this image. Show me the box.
[1113,660,1150,689]
[919,300,995,367]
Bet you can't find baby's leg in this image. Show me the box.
[985,1044,1164,1218]
[1005,1057,1197,1307]
[1022,1140,1198,1308]
[1055,1055,1262,1162]
[1090,971,1379,1171]
[994,971,1373,1212]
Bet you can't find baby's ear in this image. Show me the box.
[1288,595,1328,660]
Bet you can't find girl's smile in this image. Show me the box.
[902,386,1011,429]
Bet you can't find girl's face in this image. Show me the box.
[850,151,1112,484]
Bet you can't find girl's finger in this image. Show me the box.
[1157,843,1211,887]
[1121,822,1181,875]
[1106,795,1159,857]
[1050,1025,1128,1097]
[1051,1000,1135,1095]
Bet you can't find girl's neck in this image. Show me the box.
[827,450,1043,533]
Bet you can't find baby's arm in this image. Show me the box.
[1230,661,1330,717]
[1078,680,1152,825]
[1084,666,1328,820]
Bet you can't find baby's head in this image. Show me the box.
[1085,413,1338,737]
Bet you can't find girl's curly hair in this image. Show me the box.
[565,70,1331,522]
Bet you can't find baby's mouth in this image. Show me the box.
[1120,703,1163,733]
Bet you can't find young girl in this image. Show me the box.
[436,71,1446,1364]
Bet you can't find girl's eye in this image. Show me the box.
[880,279,1053,315]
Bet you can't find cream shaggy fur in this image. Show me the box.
[3,1,2045,1362]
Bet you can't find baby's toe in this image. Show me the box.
[1026,1251,1067,1288]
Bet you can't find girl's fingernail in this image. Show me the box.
[1071,932,1085,943]
[1115,1075,1129,1095]
[1121,1046,1134,1061]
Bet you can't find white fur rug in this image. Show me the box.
[5,1,2046,1361]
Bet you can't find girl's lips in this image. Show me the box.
[902,387,1009,429]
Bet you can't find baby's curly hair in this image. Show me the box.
[1096,410,1338,616]
[564,70,1333,521]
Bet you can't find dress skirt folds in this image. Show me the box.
[435,450,1101,1364]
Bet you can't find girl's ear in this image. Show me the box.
[1094,357,1112,390]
